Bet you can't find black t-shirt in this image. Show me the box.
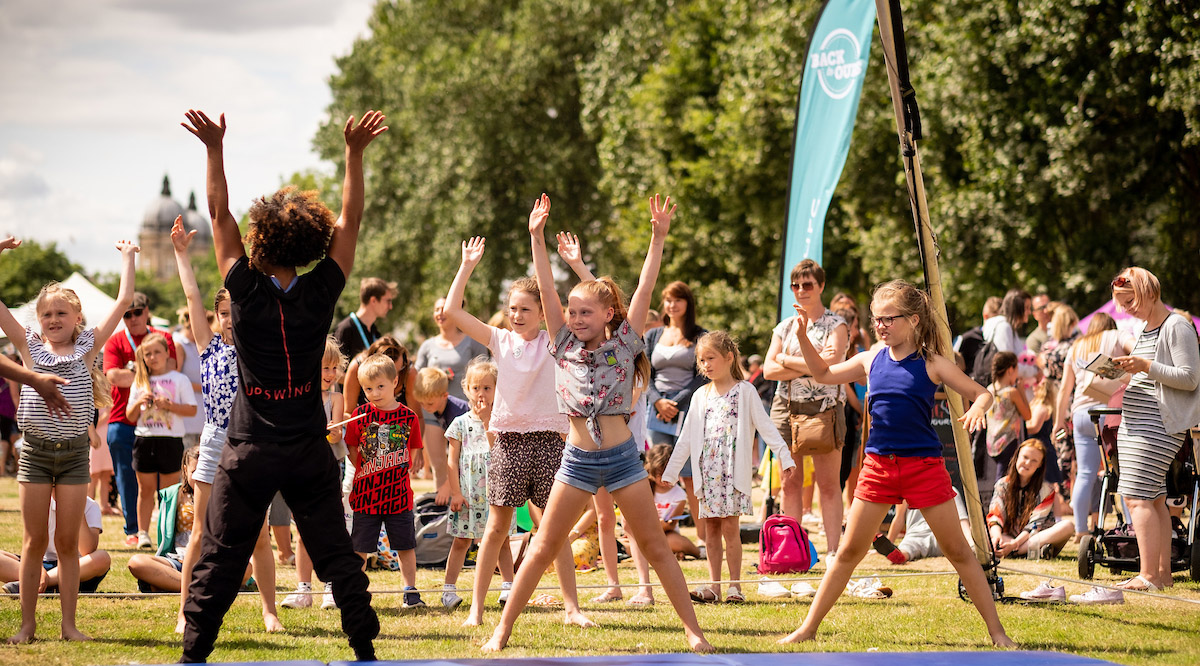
[226,256,346,442]
[333,313,381,362]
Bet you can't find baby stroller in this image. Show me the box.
[1076,406,1200,581]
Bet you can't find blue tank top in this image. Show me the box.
[866,349,942,457]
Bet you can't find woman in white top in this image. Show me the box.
[981,289,1034,377]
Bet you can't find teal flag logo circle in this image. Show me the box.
[811,28,866,100]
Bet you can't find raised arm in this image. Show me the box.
[182,110,243,279]
[528,194,564,336]
[170,216,213,350]
[442,237,496,347]
[90,240,139,352]
[789,304,869,386]
[555,232,595,282]
[327,111,389,278]
[0,238,30,364]
[627,194,674,337]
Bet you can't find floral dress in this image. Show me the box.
[445,412,503,538]
[697,384,752,518]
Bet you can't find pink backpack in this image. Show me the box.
[757,514,814,574]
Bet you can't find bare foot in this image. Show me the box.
[174,615,187,634]
[7,624,35,644]
[688,632,714,653]
[61,626,92,642]
[263,613,284,633]
[480,627,509,653]
[992,632,1016,648]
[777,626,816,644]
[462,606,484,627]
[563,609,595,628]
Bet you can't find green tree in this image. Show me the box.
[0,240,82,307]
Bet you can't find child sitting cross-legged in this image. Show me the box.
[345,354,426,608]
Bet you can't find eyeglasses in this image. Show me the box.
[123,308,145,319]
[1111,276,1131,289]
[871,314,904,328]
[790,281,817,292]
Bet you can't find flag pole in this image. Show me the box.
[873,0,993,570]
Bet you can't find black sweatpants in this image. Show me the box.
[181,434,377,662]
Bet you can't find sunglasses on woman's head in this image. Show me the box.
[1111,276,1131,289]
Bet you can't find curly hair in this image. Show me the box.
[245,186,335,271]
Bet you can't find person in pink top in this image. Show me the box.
[442,237,592,630]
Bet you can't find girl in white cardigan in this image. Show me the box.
[663,331,795,602]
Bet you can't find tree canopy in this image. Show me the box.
[317,0,1199,353]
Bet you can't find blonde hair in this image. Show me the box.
[1113,266,1161,314]
[358,353,399,383]
[36,283,112,407]
[871,280,942,359]
[1048,304,1079,342]
[461,357,498,398]
[570,276,650,386]
[1069,313,1117,363]
[508,276,541,309]
[132,333,171,394]
[414,367,450,400]
[322,336,347,372]
[695,330,745,381]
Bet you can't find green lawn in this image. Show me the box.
[0,475,1196,665]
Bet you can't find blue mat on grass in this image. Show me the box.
[330,651,1115,666]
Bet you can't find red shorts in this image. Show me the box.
[854,453,955,509]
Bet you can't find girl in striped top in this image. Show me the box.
[0,237,139,644]
[987,439,1073,559]
[1109,267,1200,591]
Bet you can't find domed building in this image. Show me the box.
[138,175,212,281]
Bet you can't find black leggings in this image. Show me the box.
[181,434,377,662]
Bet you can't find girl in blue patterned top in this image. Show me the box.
[0,236,138,644]
[483,194,712,654]
[778,280,1013,648]
[170,217,284,635]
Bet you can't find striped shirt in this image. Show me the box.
[1117,324,1186,500]
[17,327,95,441]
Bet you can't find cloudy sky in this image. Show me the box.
[0,0,375,275]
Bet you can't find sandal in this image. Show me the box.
[689,586,718,603]
[627,593,655,607]
[1115,575,1159,592]
[590,590,623,603]
[531,593,563,607]
[724,587,745,603]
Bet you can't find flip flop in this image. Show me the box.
[1115,575,1159,592]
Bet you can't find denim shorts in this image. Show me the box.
[193,423,227,485]
[17,432,91,485]
[555,436,647,494]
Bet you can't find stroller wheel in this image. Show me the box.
[1078,534,1096,580]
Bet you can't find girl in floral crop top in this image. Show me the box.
[482,194,712,654]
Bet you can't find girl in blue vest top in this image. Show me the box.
[778,280,1014,648]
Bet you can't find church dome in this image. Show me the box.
[184,192,212,240]
[142,175,184,233]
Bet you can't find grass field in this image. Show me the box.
[0,475,1197,665]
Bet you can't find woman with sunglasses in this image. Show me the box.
[1107,268,1200,591]
[763,259,848,557]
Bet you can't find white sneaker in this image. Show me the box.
[1020,580,1066,602]
[800,512,822,529]
[497,581,512,605]
[136,530,153,550]
[321,582,337,610]
[282,583,313,609]
[1069,586,1124,605]
[845,577,893,599]
[441,584,463,610]
[789,581,817,598]
[757,578,791,599]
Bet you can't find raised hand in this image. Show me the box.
[170,216,197,253]
[556,232,583,264]
[343,110,388,152]
[182,110,226,148]
[793,303,812,337]
[528,193,551,235]
[115,239,140,257]
[0,237,21,253]
[461,236,486,267]
[649,193,675,238]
